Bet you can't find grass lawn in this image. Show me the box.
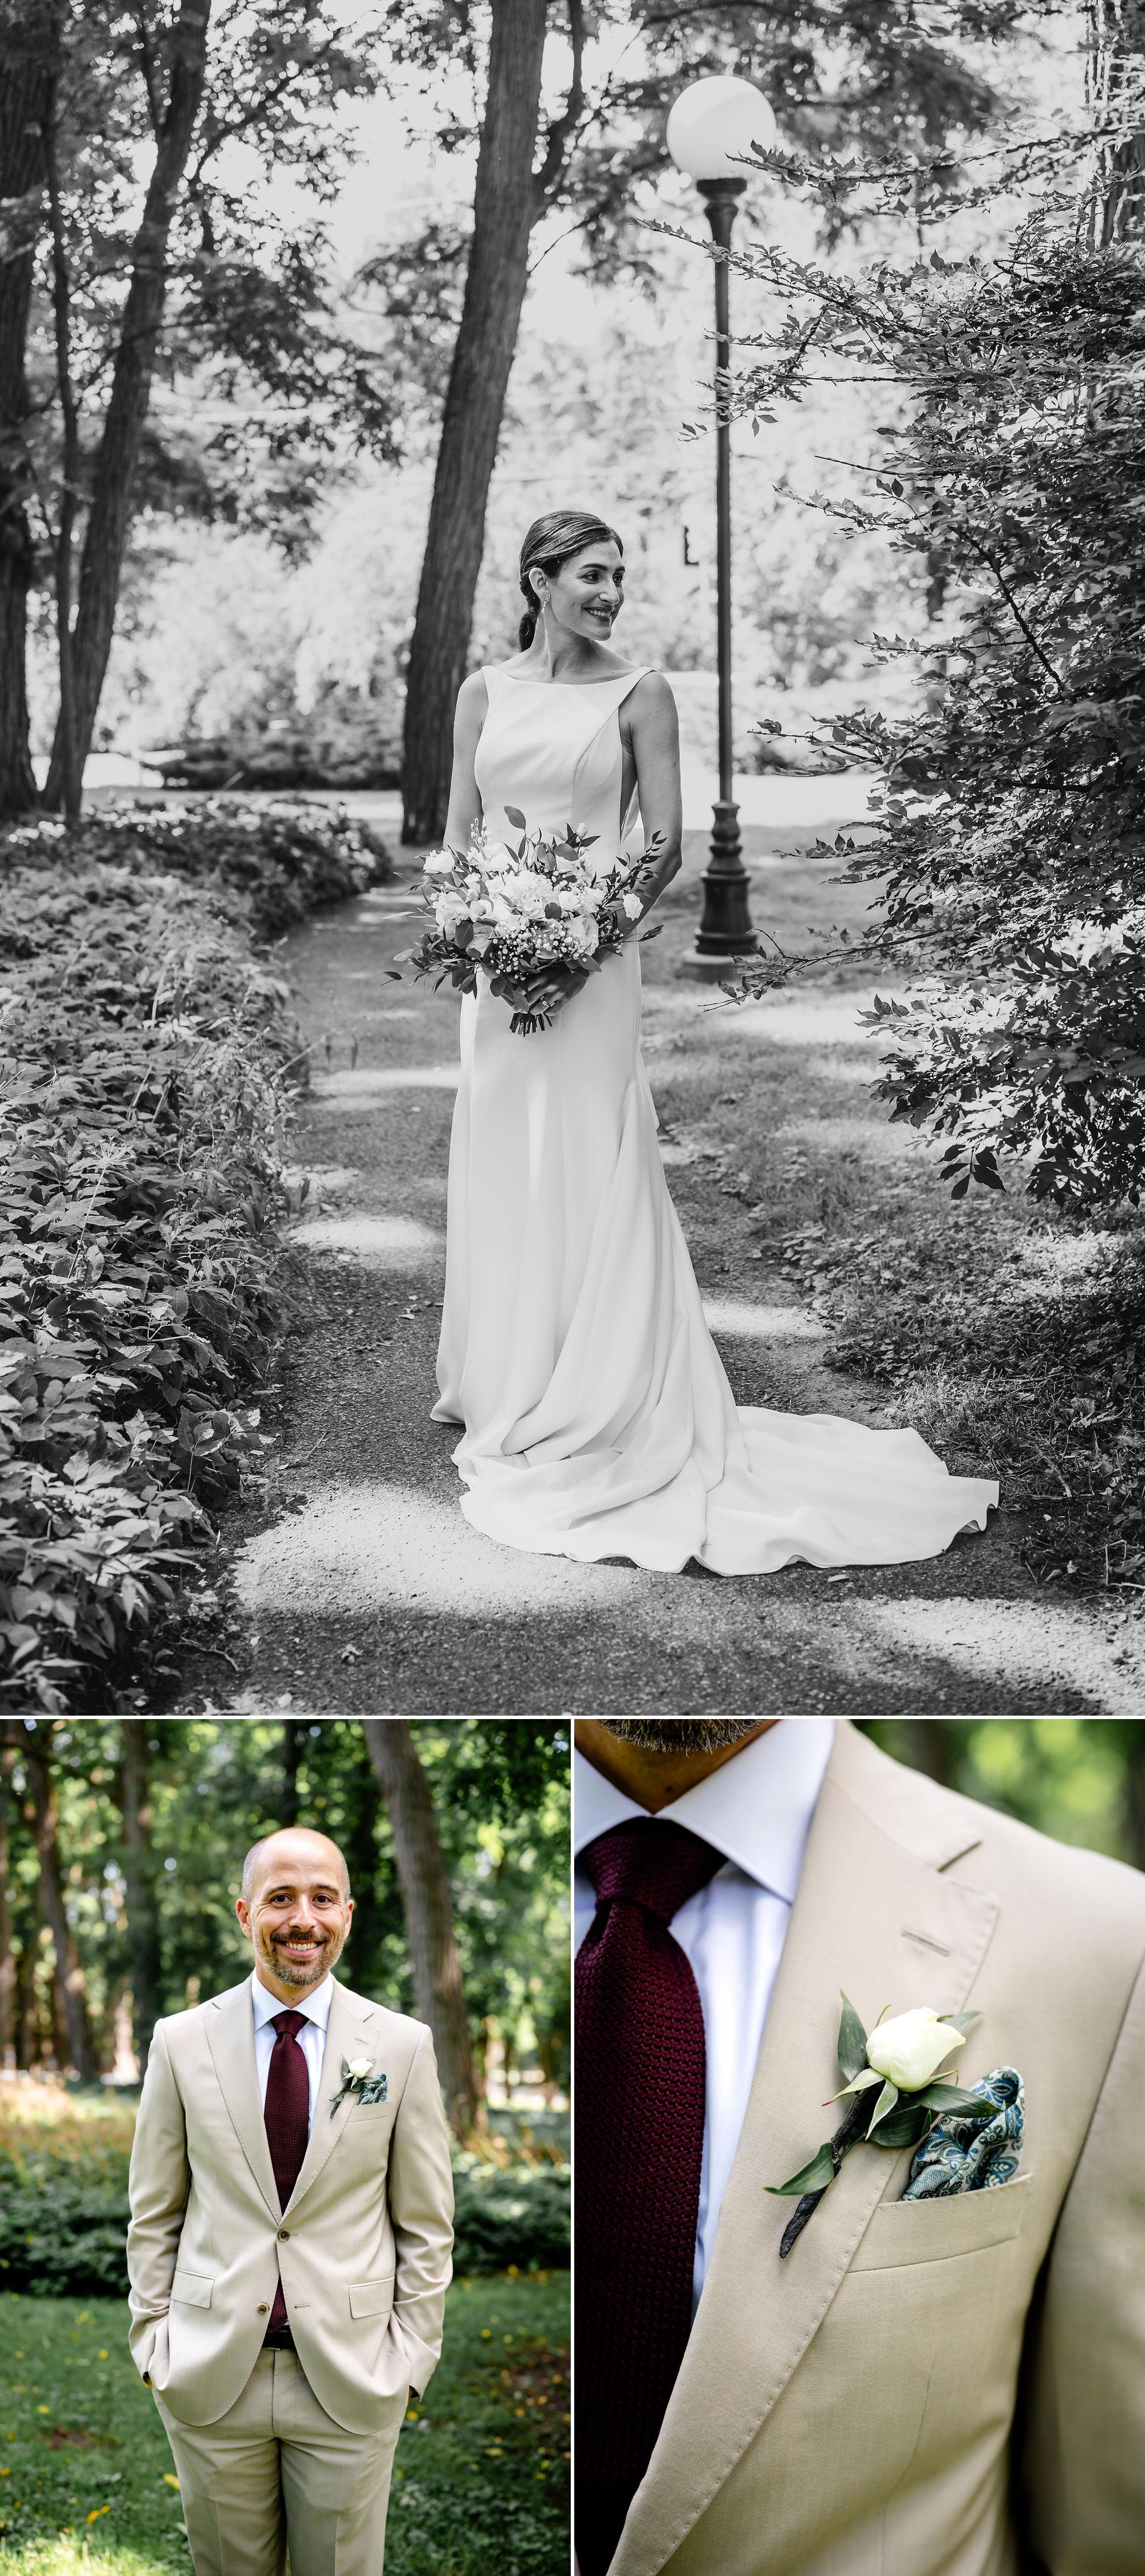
[0,2277,568,2576]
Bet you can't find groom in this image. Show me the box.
[575,1717,1145,2576]
[127,1824,453,2576]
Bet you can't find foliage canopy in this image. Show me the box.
[728,116,1145,1215]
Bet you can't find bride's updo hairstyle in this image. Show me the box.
[518,510,623,649]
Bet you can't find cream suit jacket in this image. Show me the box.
[126,1975,454,2434]
[607,1721,1145,2576]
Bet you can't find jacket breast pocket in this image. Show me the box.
[348,2273,396,2320]
[850,2172,1032,2271]
[171,2269,214,2308]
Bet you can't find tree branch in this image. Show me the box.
[135,3,164,138]
[531,0,586,218]
[45,20,82,819]
[965,534,1068,695]
[189,39,341,186]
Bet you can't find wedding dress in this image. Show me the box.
[432,662,997,1574]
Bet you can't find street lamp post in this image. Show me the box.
[666,77,777,974]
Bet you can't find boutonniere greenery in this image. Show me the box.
[330,2055,388,2116]
[768,1996,982,2255]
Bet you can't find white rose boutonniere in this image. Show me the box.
[330,2056,389,2116]
[767,1992,982,2254]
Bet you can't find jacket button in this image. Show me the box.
[256,2303,269,2314]
[278,2229,290,2241]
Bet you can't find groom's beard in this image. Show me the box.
[254,1922,346,1989]
[598,1720,763,1754]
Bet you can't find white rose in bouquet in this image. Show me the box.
[436,891,471,939]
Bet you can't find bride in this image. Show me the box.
[431,507,997,1575]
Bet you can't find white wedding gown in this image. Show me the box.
[432,663,998,1574]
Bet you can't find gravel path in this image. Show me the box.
[173,806,1144,1716]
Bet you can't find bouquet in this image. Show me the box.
[392,809,664,1033]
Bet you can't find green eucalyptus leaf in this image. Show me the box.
[938,2012,982,2036]
[836,1990,869,2083]
[828,2068,882,2104]
[911,2081,990,2116]
[866,2079,899,2136]
[866,2100,934,2151]
[765,2140,837,2197]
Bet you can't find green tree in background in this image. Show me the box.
[857,1720,1145,1871]
[0,1718,570,2097]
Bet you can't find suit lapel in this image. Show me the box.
[203,1979,280,2219]
[611,1724,1000,2576]
[284,1978,378,2215]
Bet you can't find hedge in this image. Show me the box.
[0,2150,569,2293]
[0,799,388,1713]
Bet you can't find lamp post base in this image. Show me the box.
[676,799,759,977]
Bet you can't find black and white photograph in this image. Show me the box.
[2,2,1144,1716]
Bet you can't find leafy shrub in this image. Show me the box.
[151,692,404,793]
[0,801,389,1712]
[451,2155,570,2273]
[0,2138,569,2292]
[3,797,391,941]
[0,2173,131,2296]
[731,156,1145,1213]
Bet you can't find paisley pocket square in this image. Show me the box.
[901,2065,1024,2198]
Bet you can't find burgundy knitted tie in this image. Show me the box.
[263,2008,309,2343]
[575,1819,724,2576]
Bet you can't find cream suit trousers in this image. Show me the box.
[155,2350,406,2576]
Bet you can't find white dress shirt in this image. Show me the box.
[574,1718,834,2305]
[250,1967,335,2138]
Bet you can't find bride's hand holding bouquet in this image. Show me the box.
[392,812,665,1035]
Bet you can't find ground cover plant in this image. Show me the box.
[0,2088,569,2298]
[0,2275,568,2575]
[0,804,388,1714]
[652,848,1145,1603]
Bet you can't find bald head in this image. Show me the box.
[241,1827,350,1904]
[235,1826,353,2000]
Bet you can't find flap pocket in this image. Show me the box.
[349,2273,396,2320]
[171,2269,214,2309]
[851,2173,1032,2271]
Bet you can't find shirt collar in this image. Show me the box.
[250,1967,335,2030]
[574,1719,835,1905]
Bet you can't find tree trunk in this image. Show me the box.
[42,0,211,808]
[23,1724,100,2081]
[0,1756,14,2066]
[1087,0,1145,244]
[14,1930,37,2069]
[1123,1720,1145,1872]
[901,1721,959,1788]
[341,1740,384,1994]
[49,1959,70,2071]
[362,1720,480,2138]
[281,1719,305,1827]
[0,12,52,819]
[400,0,548,843]
[120,1722,163,2079]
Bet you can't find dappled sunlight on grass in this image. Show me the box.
[702,994,901,1050]
[311,1064,459,1096]
[235,1477,658,1616]
[848,1598,1131,1721]
[704,1298,827,1342]
[0,2282,567,2576]
[0,2086,136,2170]
[290,1213,444,1266]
